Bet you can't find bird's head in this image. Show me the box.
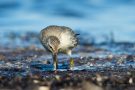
[47,36,60,54]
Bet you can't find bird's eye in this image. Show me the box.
[49,45,53,50]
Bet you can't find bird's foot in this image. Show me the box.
[53,66,58,74]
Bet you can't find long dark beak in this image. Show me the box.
[53,53,58,70]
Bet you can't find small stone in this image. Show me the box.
[38,86,50,90]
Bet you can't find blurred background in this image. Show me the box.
[0,0,135,48]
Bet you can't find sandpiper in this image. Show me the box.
[40,25,78,70]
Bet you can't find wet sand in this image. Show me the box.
[0,44,135,90]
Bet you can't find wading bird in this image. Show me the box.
[40,25,78,70]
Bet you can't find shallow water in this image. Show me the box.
[0,43,135,77]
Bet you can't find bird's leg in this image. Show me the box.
[53,53,58,70]
[69,57,74,70]
[67,50,74,70]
